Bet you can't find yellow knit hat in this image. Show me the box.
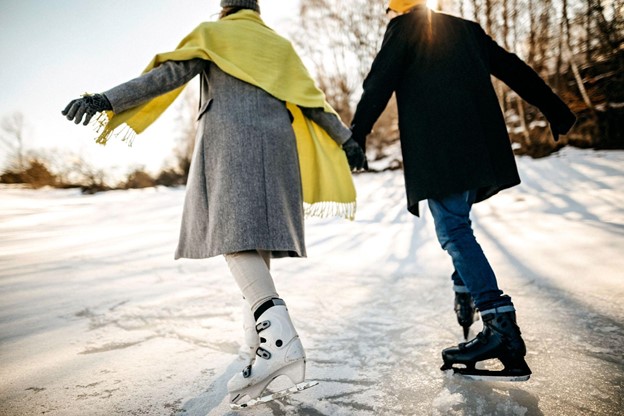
[386,0,427,13]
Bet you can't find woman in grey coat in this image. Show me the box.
[62,0,365,408]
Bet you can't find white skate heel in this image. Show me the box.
[228,299,317,409]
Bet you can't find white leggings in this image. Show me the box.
[224,250,279,312]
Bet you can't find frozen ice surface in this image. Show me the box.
[1,148,623,415]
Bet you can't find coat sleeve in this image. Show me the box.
[481,27,576,138]
[299,107,351,145]
[350,18,408,151]
[103,59,207,114]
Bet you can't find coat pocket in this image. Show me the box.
[197,98,213,120]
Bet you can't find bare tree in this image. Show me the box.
[294,0,388,122]
[471,0,482,25]
[1,112,27,170]
[56,152,107,190]
[484,0,495,35]
[293,0,400,156]
[526,0,538,65]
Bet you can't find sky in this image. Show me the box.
[0,0,300,175]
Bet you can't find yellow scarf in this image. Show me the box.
[95,10,356,219]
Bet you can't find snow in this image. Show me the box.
[1,147,623,415]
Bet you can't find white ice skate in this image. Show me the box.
[228,299,317,409]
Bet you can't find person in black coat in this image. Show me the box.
[350,0,576,381]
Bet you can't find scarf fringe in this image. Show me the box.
[92,112,137,146]
[304,201,356,221]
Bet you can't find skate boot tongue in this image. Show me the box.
[454,292,478,340]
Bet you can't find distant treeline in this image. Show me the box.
[0,90,197,192]
[0,154,187,193]
[0,87,198,191]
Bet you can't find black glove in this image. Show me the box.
[342,138,367,171]
[544,103,577,142]
[62,94,112,126]
[550,115,576,142]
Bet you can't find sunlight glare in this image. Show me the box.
[427,0,438,9]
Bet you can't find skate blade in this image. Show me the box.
[451,369,530,382]
[459,372,530,382]
[229,381,319,410]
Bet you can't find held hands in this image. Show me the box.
[62,94,112,126]
[342,138,368,171]
[548,115,576,142]
[545,106,577,142]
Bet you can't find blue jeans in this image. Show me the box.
[428,190,514,313]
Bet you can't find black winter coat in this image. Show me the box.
[351,7,576,216]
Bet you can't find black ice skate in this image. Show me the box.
[440,311,532,381]
[454,291,479,340]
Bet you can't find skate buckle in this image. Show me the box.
[256,320,271,332]
[256,347,271,360]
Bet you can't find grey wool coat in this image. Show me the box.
[104,59,351,259]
